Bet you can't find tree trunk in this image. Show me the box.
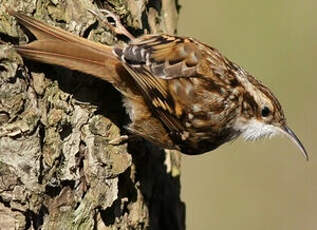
[0,0,185,229]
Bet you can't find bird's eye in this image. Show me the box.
[261,106,271,117]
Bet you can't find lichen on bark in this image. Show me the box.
[0,0,184,229]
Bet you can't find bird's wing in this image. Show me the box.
[114,34,215,136]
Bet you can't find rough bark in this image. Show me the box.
[0,0,184,229]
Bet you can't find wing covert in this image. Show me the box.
[114,34,203,80]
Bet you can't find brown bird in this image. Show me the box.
[4,8,308,160]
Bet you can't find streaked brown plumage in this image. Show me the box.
[4,9,308,159]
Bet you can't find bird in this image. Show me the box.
[4,8,308,160]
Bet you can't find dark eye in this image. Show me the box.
[261,106,271,117]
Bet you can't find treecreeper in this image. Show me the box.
[4,8,308,160]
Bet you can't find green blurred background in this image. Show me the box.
[178,0,316,229]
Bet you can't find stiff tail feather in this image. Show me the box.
[7,8,122,86]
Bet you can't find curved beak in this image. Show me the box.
[280,126,309,161]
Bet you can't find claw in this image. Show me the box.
[108,135,129,145]
[88,9,135,40]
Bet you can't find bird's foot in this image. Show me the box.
[88,8,135,40]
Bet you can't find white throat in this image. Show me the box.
[234,118,279,141]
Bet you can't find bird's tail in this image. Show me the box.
[7,8,127,89]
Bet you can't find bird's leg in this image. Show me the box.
[108,135,129,145]
[88,9,135,40]
[108,134,141,146]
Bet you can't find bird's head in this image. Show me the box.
[233,73,308,160]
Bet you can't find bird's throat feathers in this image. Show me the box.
[234,118,279,141]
